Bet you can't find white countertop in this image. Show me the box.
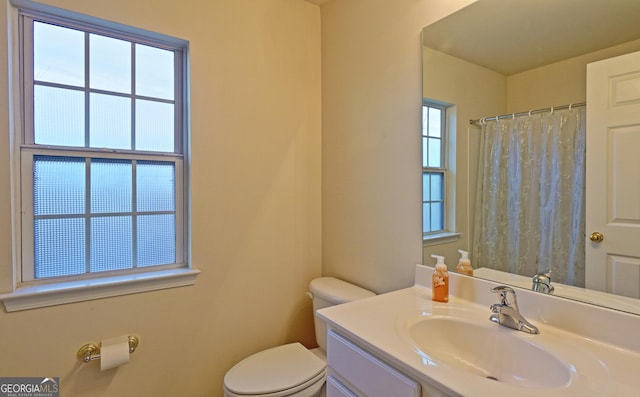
[473,267,640,316]
[318,265,640,397]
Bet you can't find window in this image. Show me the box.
[2,2,197,311]
[422,101,458,245]
[422,103,446,236]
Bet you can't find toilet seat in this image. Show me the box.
[224,342,326,397]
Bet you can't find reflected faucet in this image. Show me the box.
[532,271,554,294]
[489,286,540,334]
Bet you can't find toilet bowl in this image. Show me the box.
[223,277,375,397]
[223,343,325,397]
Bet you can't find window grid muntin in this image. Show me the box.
[22,19,184,155]
[422,103,447,235]
[30,153,179,279]
[30,20,178,153]
[20,9,188,283]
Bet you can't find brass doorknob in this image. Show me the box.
[589,232,604,243]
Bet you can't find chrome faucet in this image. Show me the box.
[489,286,539,334]
[532,270,554,294]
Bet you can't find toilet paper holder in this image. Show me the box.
[77,336,139,363]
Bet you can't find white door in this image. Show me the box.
[586,50,640,298]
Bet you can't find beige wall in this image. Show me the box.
[507,38,640,112]
[320,0,476,293]
[0,1,321,396]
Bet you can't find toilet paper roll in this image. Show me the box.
[100,335,130,371]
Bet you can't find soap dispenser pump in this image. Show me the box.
[431,254,449,303]
[456,249,474,276]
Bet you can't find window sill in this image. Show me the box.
[423,232,461,246]
[0,268,200,312]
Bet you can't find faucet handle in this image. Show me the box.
[491,285,516,305]
[532,270,554,293]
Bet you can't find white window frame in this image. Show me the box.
[422,100,460,246]
[0,0,198,312]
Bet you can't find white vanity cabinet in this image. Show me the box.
[326,330,420,397]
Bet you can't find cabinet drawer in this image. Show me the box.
[327,330,419,397]
[327,376,358,397]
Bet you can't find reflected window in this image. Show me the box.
[422,102,446,235]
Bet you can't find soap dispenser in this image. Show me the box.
[456,249,474,276]
[431,254,449,303]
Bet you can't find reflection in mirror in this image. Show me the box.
[421,0,640,315]
[472,106,586,287]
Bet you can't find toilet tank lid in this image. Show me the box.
[309,277,375,304]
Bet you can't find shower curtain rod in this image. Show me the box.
[469,102,586,125]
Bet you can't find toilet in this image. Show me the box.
[223,277,375,397]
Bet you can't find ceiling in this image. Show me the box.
[422,0,640,75]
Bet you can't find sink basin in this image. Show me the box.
[408,316,571,389]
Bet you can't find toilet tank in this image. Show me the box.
[308,277,375,351]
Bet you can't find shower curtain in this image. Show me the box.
[472,107,586,287]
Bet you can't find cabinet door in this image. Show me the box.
[327,331,420,397]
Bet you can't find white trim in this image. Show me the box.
[0,268,200,312]
[8,1,22,293]
[445,105,457,234]
[20,152,34,281]
[422,231,461,246]
[174,159,184,264]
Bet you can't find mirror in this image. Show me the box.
[422,0,640,315]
